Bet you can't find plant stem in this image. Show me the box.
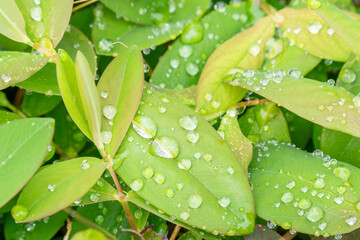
[282,230,297,240]
[73,0,98,12]
[13,88,24,108]
[234,98,268,108]
[170,225,182,240]
[63,217,72,240]
[252,0,273,15]
[63,208,116,240]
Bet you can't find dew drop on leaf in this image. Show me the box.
[308,21,322,34]
[154,173,165,184]
[81,159,90,170]
[11,205,28,221]
[306,206,324,222]
[181,21,203,44]
[132,115,157,139]
[346,216,357,226]
[333,167,350,181]
[218,197,230,207]
[188,194,202,208]
[142,167,154,178]
[281,192,294,203]
[103,105,117,120]
[186,132,199,143]
[339,68,356,83]
[1,74,11,83]
[180,212,189,220]
[299,198,312,209]
[150,137,179,158]
[30,6,42,21]
[179,115,198,130]
[178,45,193,58]
[178,159,191,170]
[130,179,144,191]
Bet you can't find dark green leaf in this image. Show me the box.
[178,231,201,240]
[116,87,255,235]
[21,92,61,117]
[244,224,285,240]
[0,51,48,90]
[0,109,21,124]
[97,46,144,156]
[0,118,54,207]
[14,157,107,222]
[249,141,360,236]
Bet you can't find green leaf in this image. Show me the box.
[0,109,21,124]
[279,8,360,61]
[21,92,61,117]
[72,229,107,240]
[158,86,197,109]
[0,51,48,90]
[75,51,103,149]
[0,118,54,207]
[238,102,291,143]
[337,54,360,94]
[151,2,264,89]
[4,211,67,240]
[218,107,253,171]
[14,0,72,46]
[92,0,210,54]
[309,0,360,58]
[100,0,170,26]
[226,70,360,137]
[97,46,144,156]
[244,224,285,240]
[249,141,360,236]
[196,16,275,116]
[116,87,255,235]
[18,25,96,95]
[262,40,321,75]
[0,0,31,44]
[178,231,201,240]
[46,103,87,159]
[14,157,107,222]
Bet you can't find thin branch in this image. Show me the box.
[234,98,269,108]
[63,208,116,240]
[170,225,182,240]
[74,0,91,4]
[13,88,24,108]
[252,0,273,15]
[281,230,298,240]
[72,0,98,12]
[63,217,72,240]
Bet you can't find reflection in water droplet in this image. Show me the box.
[130,179,144,191]
[103,105,117,120]
[306,206,324,222]
[179,115,198,130]
[132,115,157,138]
[218,197,230,207]
[339,68,356,83]
[188,194,202,208]
[150,137,179,158]
[178,159,191,170]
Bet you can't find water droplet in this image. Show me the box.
[130,179,143,191]
[101,131,112,144]
[154,173,165,184]
[299,198,311,209]
[176,183,183,190]
[98,39,113,52]
[30,6,42,21]
[353,93,360,108]
[307,0,321,9]
[25,222,36,231]
[179,115,198,130]
[301,186,308,193]
[306,206,324,222]
[150,137,179,158]
[103,105,117,120]
[47,184,56,192]
[308,21,322,34]
[178,159,191,170]
[337,185,346,194]
[286,181,296,189]
[327,28,335,36]
[11,205,28,221]
[218,197,230,207]
[203,153,212,161]
[274,202,280,208]
[132,115,157,138]
[281,222,292,230]
[333,167,350,181]
[194,152,201,159]
[165,188,175,198]
[205,93,212,102]
[181,21,203,44]
[186,132,199,143]
[185,62,199,76]
[81,159,90,170]
[142,167,154,178]
[157,106,166,113]
[95,215,104,225]
[180,212,189,220]
[339,68,356,83]
[188,194,202,208]
[267,221,276,229]
[249,44,260,56]
[314,178,325,188]
[346,216,357,226]
[334,196,344,204]
[170,59,180,69]
[90,193,100,202]
[178,45,193,58]
[281,192,294,203]
[1,74,11,83]
[226,167,234,175]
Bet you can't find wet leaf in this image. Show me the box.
[151,2,264,89]
[4,211,67,240]
[178,231,201,240]
[21,92,61,117]
[92,0,210,54]
[97,46,144,156]
[0,110,21,124]
[71,228,107,240]
[218,107,253,171]
[116,87,255,235]
[0,118,54,207]
[0,0,30,44]
[0,51,48,90]
[196,16,275,116]
[14,0,72,46]
[309,0,360,58]
[158,86,197,109]
[244,224,285,240]
[249,141,360,236]
[226,70,360,137]
[238,102,291,144]
[15,157,107,222]
[280,8,357,61]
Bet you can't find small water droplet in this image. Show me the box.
[101,91,108,99]
[185,62,199,76]
[90,193,100,202]
[353,93,360,108]
[130,179,144,191]
[30,6,42,21]
[314,178,325,188]
[334,196,344,204]
[249,44,260,56]
[218,197,230,207]
[178,45,193,58]
[170,59,180,69]
[150,137,179,158]
[181,21,203,44]
[101,131,112,144]
[306,206,324,222]
[103,105,117,120]
[308,21,322,34]
[142,167,154,178]
[188,194,202,208]
[178,159,191,170]
[286,181,296,189]
[95,215,104,225]
[98,39,113,52]
[267,221,276,229]
[307,0,321,9]
[81,159,90,170]
[154,173,165,184]
[186,132,199,143]
[47,184,56,192]
[180,212,189,220]
[1,74,11,83]
[165,188,175,198]
[299,198,311,209]
[346,216,357,226]
[179,115,198,130]
[333,167,350,181]
[281,192,294,203]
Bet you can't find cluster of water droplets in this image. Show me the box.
[30,0,42,22]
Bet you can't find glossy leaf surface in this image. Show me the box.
[15,157,107,222]
[0,118,54,207]
[0,110,21,124]
[21,93,61,117]
[116,87,254,235]
[249,141,360,236]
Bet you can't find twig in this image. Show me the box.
[73,0,98,12]
[282,230,297,240]
[74,0,90,4]
[252,0,273,15]
[63,208,116,240]
[13,89,24,108]
[170,225,182,240]
[63,217,72,240]
[234,99,269,108]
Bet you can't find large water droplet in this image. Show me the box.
[308,21,322,34]
[179,115,198,130]
[132,115,157,138]
[130,179,144,191]
[103,105,117,120]
[181,21,203,44]
[150,137,179,158]
[281,192,294,203]
[313,178,325,188]
[188,194,202,208]
[185,62,199,76]
[178,45,193,58]
[142,167,154,178]
[299,198,311,209]
[218,197,230,207]
[154,173,165,184]
[333,167,350,181]
[346,216,357,226]
[306,206,324,222]
[11,205,28,221]
[178,159,191,170]
[30,6,42,21]
[339,68,356,83]
[1,74,11,83]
